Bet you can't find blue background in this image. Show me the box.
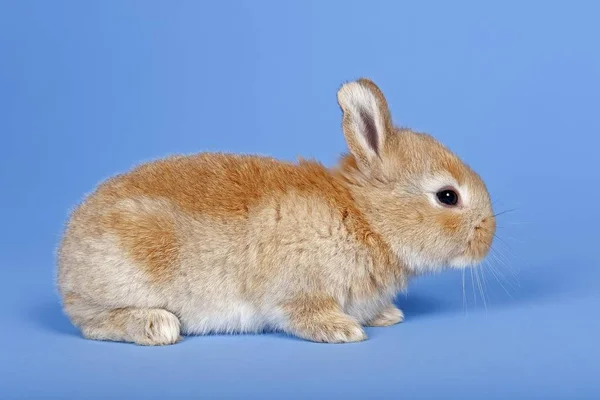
[1,1,599,398]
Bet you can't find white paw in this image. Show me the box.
[333,323,368,343]
[140,309,181,346]
[366,306,404,327]
[312,320,367,343]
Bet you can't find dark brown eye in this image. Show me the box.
[436,189,459,206]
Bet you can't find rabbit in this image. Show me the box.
[57,78,496,345]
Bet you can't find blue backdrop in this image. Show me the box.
[1,1,599,398]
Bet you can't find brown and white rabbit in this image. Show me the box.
[57,79,495,345]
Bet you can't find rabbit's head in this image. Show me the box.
[337,79,495,273]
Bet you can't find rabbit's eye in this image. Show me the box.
[436,189,459,207]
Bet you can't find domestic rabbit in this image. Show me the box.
[57,79,495,345]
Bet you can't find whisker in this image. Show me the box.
[493,236,532,271]
[462,268,468,317]
[480,264,491,303]
[489,248,510,271]
[481,267,490,309]
[485,260,514,298]
[475,267,487,311]
[494,234,515,251]
[493,208,519,218]
[493,243,523,268]
[490,247,520,277]
[493,232,525,244]
[470,268,477,305]
[487,256,519,290]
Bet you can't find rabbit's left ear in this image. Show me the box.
[337,79,393,171]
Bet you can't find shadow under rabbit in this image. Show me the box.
[34,298,80,337]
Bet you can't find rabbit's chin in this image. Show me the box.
[396,247,452,274]
[448,255,482,269]
[398,246,482,274]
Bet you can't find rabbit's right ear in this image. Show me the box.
[337,79,393,172]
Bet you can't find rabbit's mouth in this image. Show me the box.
[449,219,496,268]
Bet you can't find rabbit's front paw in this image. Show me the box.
[283,295,367,343]
[365,305,404,327]
[309,318,367,343]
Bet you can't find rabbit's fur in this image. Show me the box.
[57,79,495,345]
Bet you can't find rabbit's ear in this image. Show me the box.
[337,79,393,171]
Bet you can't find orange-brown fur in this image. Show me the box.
[85,154,399,287]
[101,207,180,282]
